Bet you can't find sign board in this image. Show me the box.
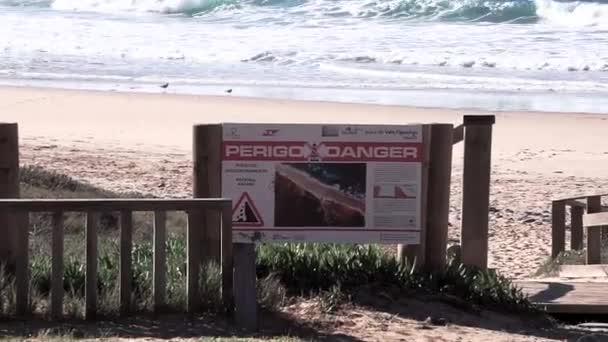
[221,123,424,244]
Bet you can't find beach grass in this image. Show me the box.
[535,244,608,277]
[0,166,533,320]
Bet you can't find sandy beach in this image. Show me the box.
[2,85,608,279]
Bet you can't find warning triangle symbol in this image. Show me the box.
[232,192,264,227]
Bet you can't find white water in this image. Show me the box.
[1,0,608,113]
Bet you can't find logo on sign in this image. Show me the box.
[232,192,264,227]
[341,126,361,135]
[262,129,280,137]
[227,127,239,139]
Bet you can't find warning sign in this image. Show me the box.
[221,123,424,244]
[232,192,264,227]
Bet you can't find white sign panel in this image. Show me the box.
[221,123,424,244]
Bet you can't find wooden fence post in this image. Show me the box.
[186,211,201,313]
[153,211,167,313]
[551,200,566,258]
[221,206,234,309]
[0,123,19,271]
[51,211,64,320]
[15,211,29,316]
[233,243,257,331]
[397,125,431,268]
[119,210,133,316]
[193,125,223,265]
[587,196,602,264]
[85,212,98,320]
[460,115,495,269]
[424,124,453,271]
[570,205,584,251]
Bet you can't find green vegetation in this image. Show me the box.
[256,243,532,312]
[535,242,608,277]
[0,166,532,320]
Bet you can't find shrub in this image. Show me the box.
[256,243,532,313]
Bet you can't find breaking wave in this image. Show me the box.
[1,0,608,24]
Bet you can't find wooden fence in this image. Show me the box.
[0,198,233,320]
[552,194,607,264]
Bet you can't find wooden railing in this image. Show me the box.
[0,198,232,320]
[552,193,608,264]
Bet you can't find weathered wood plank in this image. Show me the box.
[85,212,98,320]
[570,205,584,251]
[193,124,223,265]
[583,212,608,228]
[587,196,602,264]
[51,211,64,320]
[187,211,201,313]
[153,210,167,313]
[15,211,29,316]
[424,124,453,271]
[516,280,608,314]
[233,243,257,331]
[0,198,231,212]
[0,123,19,271]
[554,193,608,202]
[221,206,233,309]
[551,200,566,259]
[119,210,133,316]
[559,265,608,278]
[461,115,495,269]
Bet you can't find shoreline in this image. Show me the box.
[1,81,608,117]
[4,85,608,278]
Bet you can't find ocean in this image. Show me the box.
[1,0,607,113]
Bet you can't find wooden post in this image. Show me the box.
[0,123,19,271]
[587,196,602,264]
[221,206,234,309]
[85,212,98,320]
[570,205,584,251]
[15,211,29,316]
[460,115,495,270]
[119,210,133,316]
[424,124,453,271]
[397,125,432,268]
[233,243,257,331]
[51,211,64,320]
[193,125,223,265]
[186,211,201,313]
[551,201,566,258]
[153,210,167,313]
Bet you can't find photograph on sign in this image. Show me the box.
[221,123,423,244]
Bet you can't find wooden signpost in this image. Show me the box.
[0,123,19,271]
[460,115,495,269]
[194,122,458,329]
[0,116,495,328]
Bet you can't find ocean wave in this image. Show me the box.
[2,0,608,24]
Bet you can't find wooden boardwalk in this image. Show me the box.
[516,266,608,314]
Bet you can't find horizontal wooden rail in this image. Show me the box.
[583,212,608,228]
[3,198,233,320]
[564,199,587,208]
[554,193,608,202]
[0,198,231,212]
